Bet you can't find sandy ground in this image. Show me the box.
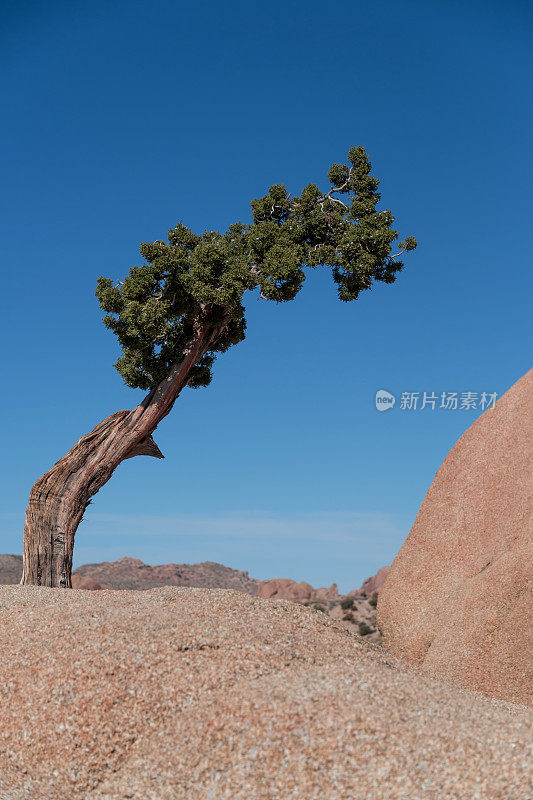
[0,585,531,800]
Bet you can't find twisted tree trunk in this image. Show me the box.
[21,322,221,587]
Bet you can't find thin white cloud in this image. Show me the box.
[82,509,402,545]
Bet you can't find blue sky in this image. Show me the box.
[1,0,531,591]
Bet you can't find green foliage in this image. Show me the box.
[313,603,328,614]
[369,592,378,608]
[96,146,417,390]
[358,622,372,636]
[341,597,355,610]
[342,612,355,622]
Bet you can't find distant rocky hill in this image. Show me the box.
[72,556,259,593]
[0,555,23,585]
[0,554,258,593]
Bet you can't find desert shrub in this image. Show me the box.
[358,622,372,636]
[342,612,355,622]
[313,603,327,614]
[369,592,378,608]
[341,597,354,610]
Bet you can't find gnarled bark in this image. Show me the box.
[21,322,222,587]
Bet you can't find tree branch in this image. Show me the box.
[389,247,407,260]
[123,436,164,460]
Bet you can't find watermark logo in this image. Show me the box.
[374,389,498,412]
[375,389,396,411]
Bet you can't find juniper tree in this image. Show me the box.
[21,146,416,586]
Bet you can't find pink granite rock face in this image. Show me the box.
[257,578,315,601]
[377,369,533,706]
[349,566,390,598]
[314,583,340,602]
[1,586,530,799]
[257,579,341,602]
